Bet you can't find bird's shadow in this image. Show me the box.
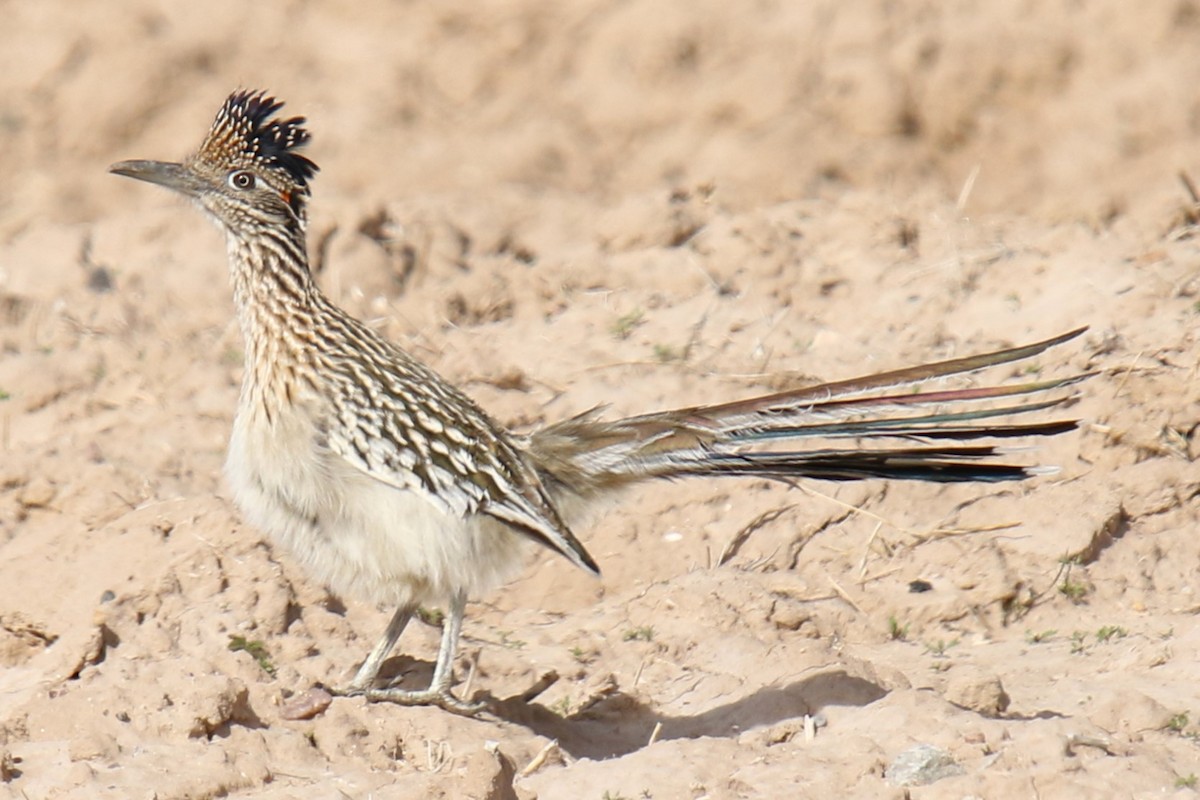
[482,669,887,761]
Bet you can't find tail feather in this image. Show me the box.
[789,371,1091,420]
[676,446,1046,483]
[626,326,1088,429]
[529,328,1089,497]
[728,397,1080,442]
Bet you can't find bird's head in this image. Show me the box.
[111,90,318,233]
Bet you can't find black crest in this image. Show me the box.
[198,90,319,194]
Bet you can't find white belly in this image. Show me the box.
[224,397,530,608]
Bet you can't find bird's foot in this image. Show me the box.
[331,680,485,716]
[361,686,486,716]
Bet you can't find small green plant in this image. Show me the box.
[0,389,9,401]
[1059,578,1088,603]
[611,309,644,339]
[923,638,958,657]
[601,792,632,800]
[551,696,572,717]
[887,615,909,641]
[652,343,680,363]
[1025,629,1057,644]
[416,606,444,626]
[497,630,526,649]
[1176,774,1198,789]
[570,645,589,663]
[1167,712,1190,733]
[1070,630,1088,654]
[623,625,655,642]
[1095,625,1128,643]
[228,635,276,676]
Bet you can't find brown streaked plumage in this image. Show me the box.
[111,90,1088,714]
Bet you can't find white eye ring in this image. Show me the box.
[228,170,257,190]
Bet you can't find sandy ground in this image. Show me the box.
[2,1,1199,797]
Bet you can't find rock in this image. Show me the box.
[0,748,17,782]
[279,687,333,721]
[152,675,255,739]
[17,477,56,508]
[769,601,811,631]
[945,668,1011,717]
[885,744,965,786]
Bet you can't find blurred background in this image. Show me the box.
[3,0,1199,235]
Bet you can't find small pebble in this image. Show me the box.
[87,266,114,293]
[279,687,333,721]
[17,477,56,508]
[771,603,810,631]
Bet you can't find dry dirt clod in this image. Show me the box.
[279,687,333,721]
[0,749,17,782]
[944,668,1011,717]
[17,477,57,509]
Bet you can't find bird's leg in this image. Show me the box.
[361,590,483,716]
[336,603,416,694]
[428,589,466,694]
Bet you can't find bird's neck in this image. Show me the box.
[226,229,323,392]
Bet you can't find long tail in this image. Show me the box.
[529,328,1090,497]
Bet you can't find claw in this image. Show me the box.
[362,687,486,716]
[331,591,482,714]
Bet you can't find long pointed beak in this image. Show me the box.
[109,159,204,197]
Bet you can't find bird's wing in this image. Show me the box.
[322,345,600,576]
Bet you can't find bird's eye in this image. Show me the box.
[228,170,257,190]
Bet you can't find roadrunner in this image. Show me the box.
[111,90,1086,714]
